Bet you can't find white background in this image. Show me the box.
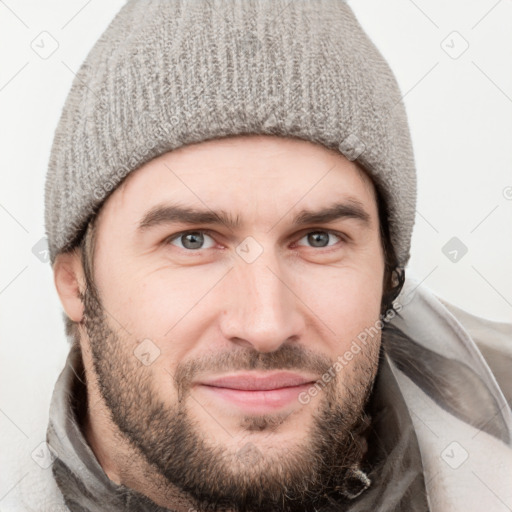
[1,0,511,504]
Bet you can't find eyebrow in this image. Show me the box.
[137,199,371,233]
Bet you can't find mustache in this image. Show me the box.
[173,343,334,396]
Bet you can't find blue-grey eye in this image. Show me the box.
[297,231,341,248]
[169,231,216,250]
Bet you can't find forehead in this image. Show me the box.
[99,134,378,229]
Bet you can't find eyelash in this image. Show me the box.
[165,229,347,252]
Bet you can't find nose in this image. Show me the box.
[219,252,305,353]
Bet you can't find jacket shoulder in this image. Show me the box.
[436,296,512,406]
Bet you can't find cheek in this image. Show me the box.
[301,257,384,344]
[343,243,385,323]
[95,264,215,371]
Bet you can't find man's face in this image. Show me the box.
[80,134,385,510]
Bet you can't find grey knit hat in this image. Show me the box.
[44,0,416,267]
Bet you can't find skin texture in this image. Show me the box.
[54,134,386,511]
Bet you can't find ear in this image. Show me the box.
[53,250,86,322]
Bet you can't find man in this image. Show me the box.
[12,0,512,511]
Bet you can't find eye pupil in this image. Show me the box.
[308,232,329,247]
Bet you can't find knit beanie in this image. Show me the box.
[44,0,417,268]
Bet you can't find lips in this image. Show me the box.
[195,372,318,413]
[199,372,317,391]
